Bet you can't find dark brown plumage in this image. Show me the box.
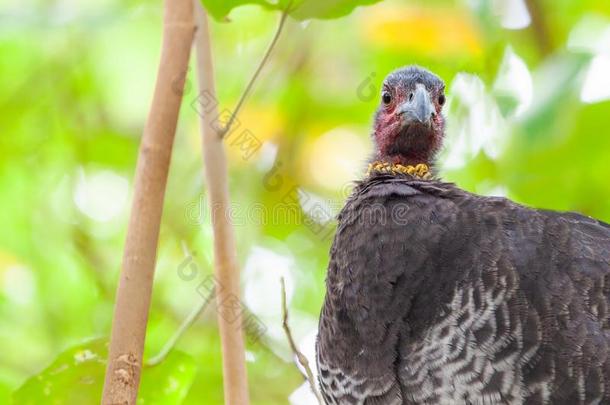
[316,66,610,404]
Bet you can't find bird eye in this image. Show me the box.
[438,94,446,106]
[382,91,392,105]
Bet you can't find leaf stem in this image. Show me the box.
[219,6,290,138]
[146,293,212,367]
[146,242,211,367]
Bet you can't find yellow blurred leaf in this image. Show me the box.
[298,126,369,191]
[0,250,18,274]
[361,4,482,57]
[227,105,284,165]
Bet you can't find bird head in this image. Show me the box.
[372,66,446,167]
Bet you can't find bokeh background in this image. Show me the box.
[1,0,610,403]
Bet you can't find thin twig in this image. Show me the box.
[219,6,291,138]
[281,277,324,405]
[146,243,211,367]
[146,294,212,367]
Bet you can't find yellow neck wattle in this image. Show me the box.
[367,161,432,180]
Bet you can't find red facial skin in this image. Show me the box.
[373,84,446,167]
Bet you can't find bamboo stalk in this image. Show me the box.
[101,0,195,402]
[193,2,250,404]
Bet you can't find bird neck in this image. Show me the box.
[384,154,428,167]
[367,161,432,179]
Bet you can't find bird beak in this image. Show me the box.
[397,84,435,127]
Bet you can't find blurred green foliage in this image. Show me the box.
[1,0,610,403]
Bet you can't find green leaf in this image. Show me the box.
[11,338,197,405]
[200,0,279,22]
[287,0,382,20]
[200,0,384,22]
[138,352,198,405]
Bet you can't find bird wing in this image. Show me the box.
[317,176,462,404]
[395,182,610,404]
